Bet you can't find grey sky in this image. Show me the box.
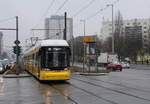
[0,0,150,52]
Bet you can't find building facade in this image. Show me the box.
[100,18,150,49]
[45,15,73,41]
[125,26,142,40]
[0,32,3,56]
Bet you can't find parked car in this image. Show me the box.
[107,61,122,71]
[120,62,130,68]
[0,59,9,70]
[0,62,5,74]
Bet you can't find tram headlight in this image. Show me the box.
[43,68,50,70]
[0,67,3,71]
[64,68,68,70]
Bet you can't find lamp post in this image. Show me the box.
[80,19,86,72]
[107,4,114,53]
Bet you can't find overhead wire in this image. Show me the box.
[73,0,120,37]
[33,0,55,28]
[28,0,56,45]
[0,17,15,23]
[55,0,69,14]
[86,0,120,20]
[72,0,96,18]
[71,0,97,35]
[85,6,108,20]
[41,0,55,18]
[31,0,69,40]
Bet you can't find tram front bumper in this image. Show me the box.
[40,70,70,80]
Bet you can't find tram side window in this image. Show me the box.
[32,54,34,66]
[41,49,45,67]
[35,53,38,66]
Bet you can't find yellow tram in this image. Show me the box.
[24,40,71,81]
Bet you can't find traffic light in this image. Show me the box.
[13,46,21,55]
[18,46,21,55]
[13,46,17,54]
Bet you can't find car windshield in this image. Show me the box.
[121,62,129,64]
[112,61,120,65]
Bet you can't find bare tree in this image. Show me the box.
[114,11,125,60]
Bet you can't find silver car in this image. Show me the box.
[120,62,130,69]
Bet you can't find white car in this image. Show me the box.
[0,62,5,74]
[120,62,130,68]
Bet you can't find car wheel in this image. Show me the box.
[112,68,115,71]
[120,68,122,71]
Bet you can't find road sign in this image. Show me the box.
[14,40,20,44]
[83,37,95,43]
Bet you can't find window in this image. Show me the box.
[132,22,135,25]
[144,22,147,25]
[109,24,112,26]
[138,22,141,25]
[127,23,130,25]
[144,35,147,38]
[144,44,148,47]
[144,26,147,29]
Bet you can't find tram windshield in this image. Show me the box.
[41,47,70,69]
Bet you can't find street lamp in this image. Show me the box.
[107,4,114,53]
[80,19,86,72]
[80,20,86,37]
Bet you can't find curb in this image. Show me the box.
[79,72,108,76]
[3,70,31,78]
[3,74,31,78]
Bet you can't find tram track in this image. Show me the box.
[48,83,79,104]
[82,75,150,94]
[69,82,118,104]
[49,82,118,104]
[71,76,150,102]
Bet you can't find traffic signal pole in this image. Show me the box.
[64,12,67,40]
[16,16,19,65]
[0,16,20,75]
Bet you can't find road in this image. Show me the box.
[0,65,150,104]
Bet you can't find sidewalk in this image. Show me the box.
[131,64,150,70]
[72,62,105,71]
[0,75,44,104]
[72,62,109,75]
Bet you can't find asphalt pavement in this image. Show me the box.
[0,65,150,104]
